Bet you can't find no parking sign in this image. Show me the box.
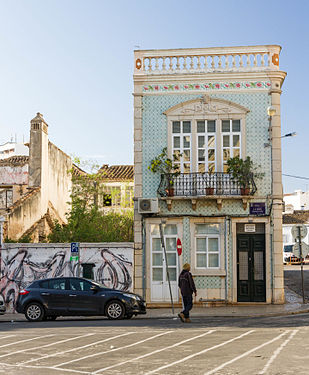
[177,238,182,256]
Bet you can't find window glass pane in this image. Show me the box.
[197,121,205,133]
[183,136,190,148]
[197,254,207,267]
[207,120,216,132]
[184,164,191,173]
[70,279,82,291]
[151,225,159,235]
[208,163,215,173]
[222,120,230,132]
[208,149,215,161]
[172,121,180,133]
[198,136,205,148]
[80,280,92,291]
[40,280,49,289]
[152,238,162,251]
[233,135,240,147]
[183,150,190,161]
[208,254,219,267]
[183,121,191,133]
[233,149,240,157]
[208,136,215,148]
[196,238,206,251]
[174,150,182,160]
[173,136,180,148]
[198,149,205,162]
[50,279,66,290]
[166,237,176,251]
[195,224,220,234]
[167,268,177,281]
[223,135,230,147]
[152,253,163,266]
[164,224,177,235]
[208,238,219,252]
[152,268,163,281]
[223,149,230,161]
[232,120,240,132]
[167,253,176,266]
[198,164,205,173]
[223,164,229,172]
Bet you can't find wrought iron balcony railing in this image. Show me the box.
[157,172,257,198]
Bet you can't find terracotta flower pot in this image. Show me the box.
[240,187,250,195]
[206,187,214,195]
[165,188,174,197]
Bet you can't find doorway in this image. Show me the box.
[237,233,266,302]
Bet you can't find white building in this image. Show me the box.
[0,140,28,159]
[284,190,309,212]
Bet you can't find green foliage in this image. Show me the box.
[227,156,262,188]
[5,234,32,243]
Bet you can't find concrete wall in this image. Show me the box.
[0,242,133,313]
[0,164,28,185]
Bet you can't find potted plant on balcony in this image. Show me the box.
[226,156,260,195]
[148,148,181,197]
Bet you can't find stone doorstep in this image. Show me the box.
[146,300,274,309]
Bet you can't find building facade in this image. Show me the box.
[133,45,286,304]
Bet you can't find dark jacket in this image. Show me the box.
[178,270,196,296]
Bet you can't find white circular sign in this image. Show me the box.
[291,225,308,240]
[293,242,309,258]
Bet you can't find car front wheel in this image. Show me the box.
[25,302,45,322]
[105,300,125,320]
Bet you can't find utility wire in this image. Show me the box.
[283,173,309,181]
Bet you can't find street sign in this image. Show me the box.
[249,203,266,215]
[293,242,309,258]
[71,242,79,253]
[291,225,307,240]
[244,224,256,233]
[176,238,182,256]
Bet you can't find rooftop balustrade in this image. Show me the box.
[134,45,281,75]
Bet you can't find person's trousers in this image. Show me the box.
[182,294,193,318]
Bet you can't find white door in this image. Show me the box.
[151,224,179,302]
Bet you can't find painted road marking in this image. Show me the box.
[93,330,216,374]
[0,362,89,374]
[20,331,135,365]
[0,335,15,340]
[145,330,255,375]
[258,329,299,375]
[0,334,53,350]
[54,331,173,369]
[204,330,290,375]
[0,334,55,358]
[17,333,95,365]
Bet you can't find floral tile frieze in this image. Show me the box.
[143,81,271,92]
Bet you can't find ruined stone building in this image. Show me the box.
[0,113,72,241]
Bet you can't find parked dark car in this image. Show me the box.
[0,299,5,315]
[16,277,146,322]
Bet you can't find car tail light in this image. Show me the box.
[19,289,30,295]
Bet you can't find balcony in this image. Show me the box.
[157,172,257,211]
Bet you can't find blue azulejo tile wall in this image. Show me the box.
[142,92,271,216]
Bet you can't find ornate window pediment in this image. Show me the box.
[163,95,250,117]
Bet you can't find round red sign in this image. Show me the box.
[177,238,182,256]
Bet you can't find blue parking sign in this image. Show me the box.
[71,242,79,253]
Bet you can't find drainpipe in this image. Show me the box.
[224,216,230,302]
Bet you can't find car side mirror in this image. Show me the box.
[91,285,99,292]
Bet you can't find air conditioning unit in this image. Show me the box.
[138,198,159,214]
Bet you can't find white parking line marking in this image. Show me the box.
[20,331,134,365]
[258,329,299,374]
[144,330,255,375]
[0,335,15,340]
[93,330,216,374]
[17,333,95,365]
[204,330,290,375]
[54,331,173,369]
[0,362,89,374]
[0,334,53,349]
[0,334,55,358]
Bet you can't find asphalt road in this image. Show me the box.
[284,264,309,300]
[0,314,308,375]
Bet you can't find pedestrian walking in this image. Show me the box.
[178,263,196,323]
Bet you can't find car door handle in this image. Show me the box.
[69,294,77,297]
[41,292,50,296]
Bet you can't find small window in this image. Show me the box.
[172,121,180,133]
[207,120,216,133]
[222,120,230,132]
[49,279,66,290]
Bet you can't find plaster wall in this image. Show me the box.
[0,165,28,185]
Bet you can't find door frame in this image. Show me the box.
[231,218,271,303]
[146,218,183,302]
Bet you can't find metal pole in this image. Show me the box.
[298,226,305,304]
[159,222,174,314]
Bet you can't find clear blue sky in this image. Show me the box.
[0,0,308,192]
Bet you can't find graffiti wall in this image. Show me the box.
[0,242,133,313]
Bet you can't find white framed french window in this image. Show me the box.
[195,223,220,269]
[172,120,192,173]
[221,119,242,172]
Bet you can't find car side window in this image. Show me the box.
[40,280,49,289]
[69,279,92,291]
[49,279,66,290]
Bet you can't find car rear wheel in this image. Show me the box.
[105,300,125,320]
[25,302,45,322]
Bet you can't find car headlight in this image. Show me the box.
[123,293,141,301]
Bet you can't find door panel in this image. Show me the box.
[40,278,69,314]
[68,278,100,314]
[237,234,266,302]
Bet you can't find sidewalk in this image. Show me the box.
[1,288,308,322]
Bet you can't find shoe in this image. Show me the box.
[185,318,191,323]
[178,312,185,322]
